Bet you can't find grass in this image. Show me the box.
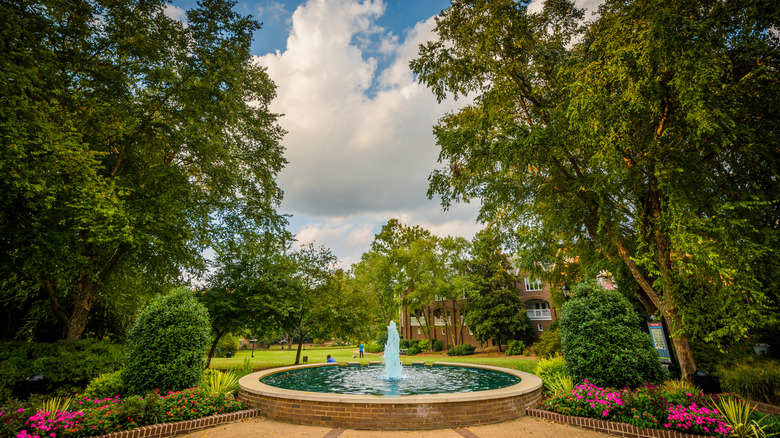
[210,346,538,374]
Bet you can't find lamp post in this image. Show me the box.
[561,284,572,301]
[250,339,257,358]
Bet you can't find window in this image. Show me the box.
[442,329,446,335]
[417,328,421,335]
[525,277,543,291]
[538,324,544,332]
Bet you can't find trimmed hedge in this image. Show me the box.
[0,339,124,399]
[446,344,476,356]
[560,283,666,388]
[122,288,211,395]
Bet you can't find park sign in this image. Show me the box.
[647,322,673,364]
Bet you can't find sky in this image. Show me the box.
[168,0,602,268]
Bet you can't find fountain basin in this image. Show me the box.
[238,362,542,430]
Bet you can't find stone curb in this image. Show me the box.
[526,409,714,438]
[95,409,260,438]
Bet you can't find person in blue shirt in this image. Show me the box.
[359,343,364,358]
[326,354,337,363]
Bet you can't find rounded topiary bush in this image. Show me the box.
[560,283,666,389]
[84,370,125,399]
[122,288,211,395]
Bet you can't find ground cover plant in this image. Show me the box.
[1,387,245,438]
[540,379,780,437]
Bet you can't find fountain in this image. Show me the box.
[237,324,543,430]
[383,320,402,379]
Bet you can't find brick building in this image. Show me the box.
[398,269,558,348]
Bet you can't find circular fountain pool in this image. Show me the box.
[238,362,542,430]
[259,364,521,396]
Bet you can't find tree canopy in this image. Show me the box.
[412,0,779,378]
[0,0,287,340]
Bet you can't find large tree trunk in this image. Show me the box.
[607,225,697,381]
[66,275,101,340]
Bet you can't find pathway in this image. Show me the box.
[179,416,613,438]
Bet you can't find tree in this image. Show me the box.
[412,0,779,379]
[275,243,339,365]
[463,229,534,351]
[200,233,289,367]
[431,236,472,346]
[0,0,286,340]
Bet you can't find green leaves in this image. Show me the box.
[1,0,287,340]
[413,0,780,372]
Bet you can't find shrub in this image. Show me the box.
[406,346,420,356]
[365,342,383,353]
[399,339,410,349]
[375,329,388,347]
[408,339,420,349]
[432,339,443,352]
[718,359,780,405]
[533,324,562,358]
[535,354,570,394]
[417,339,430,351]
[560,283,666,388]
[446,344,476,356]
[0,339,124,399]
[84,370,125,399]
[542,380,733,436]
[505,340,525,355]
[200,369,240,395]
[122,288,211,395]
[215,334,239,358]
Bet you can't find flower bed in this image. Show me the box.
[540,380,732,437]
[1,388,246,438]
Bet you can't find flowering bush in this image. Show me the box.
[3,387,246,438]
[542,380,734,436]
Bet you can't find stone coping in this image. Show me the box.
[238,361,542,404]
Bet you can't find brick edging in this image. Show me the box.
[96,409,260,438]
[526,409,714,438]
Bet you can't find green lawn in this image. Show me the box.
[210,346,538,374]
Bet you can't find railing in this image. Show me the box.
[410,317,426,326]
[527,309,552,320]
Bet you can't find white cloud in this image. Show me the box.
[164,4,187,23]
[255,0,481,267]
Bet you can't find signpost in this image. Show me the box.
[647,321,672,364]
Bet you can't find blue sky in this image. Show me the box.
[167,0,601,268]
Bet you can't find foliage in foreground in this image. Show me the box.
[1,388,245,438]
[542,380,733,436]
[534,354,570,395]
[122,289,211,395]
